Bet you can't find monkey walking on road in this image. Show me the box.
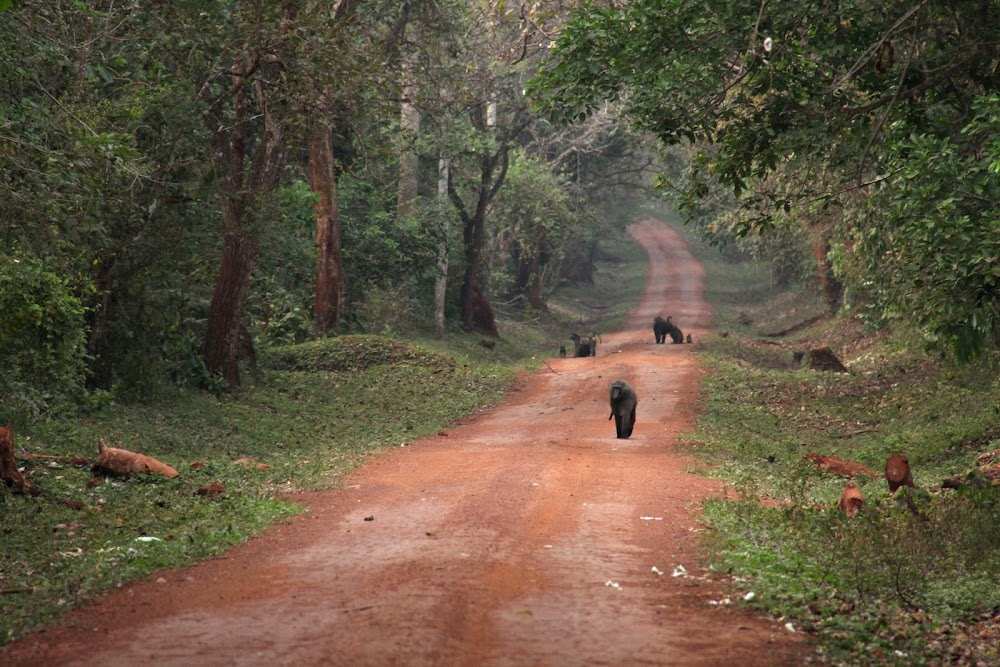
[608,380,638,439]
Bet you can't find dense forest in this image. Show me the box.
[2,1,998,421]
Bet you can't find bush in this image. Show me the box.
[0,254,90,420]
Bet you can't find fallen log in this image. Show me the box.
[92,439,179,479]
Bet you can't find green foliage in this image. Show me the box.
[339,174,442,310]
[839,97,1000,361]
[487,151,596,305]
[533,0,1000,359]
[0,253,90,421]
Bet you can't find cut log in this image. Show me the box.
[92,439,179,479]
[885,453,914,493]
[0,423,40,496]
[837,483,865,517]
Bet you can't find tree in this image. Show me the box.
[198,7,293,389]
[299,0,370,335]
[488,152,582,311]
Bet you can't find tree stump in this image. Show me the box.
[837,483,865,517]
[0,424,40,496]
[808,346,848,372]
[885,453,914,493]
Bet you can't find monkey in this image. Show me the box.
[653,316,669,344]
[589,332,600,356]
[666,316,684,344]
[719,331,729,338]
[559,345,566,358]
[608,380,638,439]
[792,350,806,365]
[568,333,591,358]
[685,333,692,344]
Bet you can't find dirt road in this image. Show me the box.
[3,219,807,666]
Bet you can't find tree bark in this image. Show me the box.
[397,73,420,217]
[205,231,260,389]
[434,157,450,336]
[454,152,503,336]
[203,54,285,389]
[811,226,842,314]
[309,121,344,334]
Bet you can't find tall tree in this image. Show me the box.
[304,0,366,334]
[199,6,295,389]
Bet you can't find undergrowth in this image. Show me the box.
[687,240,1000,665]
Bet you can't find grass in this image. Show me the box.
[686,240,1000,666]
[0,230,646,647]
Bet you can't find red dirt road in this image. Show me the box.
[3,219,808,666]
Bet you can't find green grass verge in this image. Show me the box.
[688,248,1000,665]
[0,230,645,646]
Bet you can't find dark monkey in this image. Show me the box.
[608,380,638,439]
[666,316,684,344]
[559,345,567,358]
[589,332,599,356]
[569,333,592,358]
[653,316,669,344]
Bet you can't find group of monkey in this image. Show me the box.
[560,316,690,359]
[556,316,692,440]
[653,315,691,345]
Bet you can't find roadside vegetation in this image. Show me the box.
[686,236,1000,666]
[0,232,647,647]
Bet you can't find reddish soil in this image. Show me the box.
[3,219,809,666]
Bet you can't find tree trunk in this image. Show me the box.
[434,158,450,336]
[811,226,842,314]
[203,54,285,389]
[397,64,420,218]
[527,229,545,311]
[205,231,259,389]
[458,157,498,336]
[513,222,546,312]
[309,121,344,334]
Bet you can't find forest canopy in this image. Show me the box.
[531,0,1000,361]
